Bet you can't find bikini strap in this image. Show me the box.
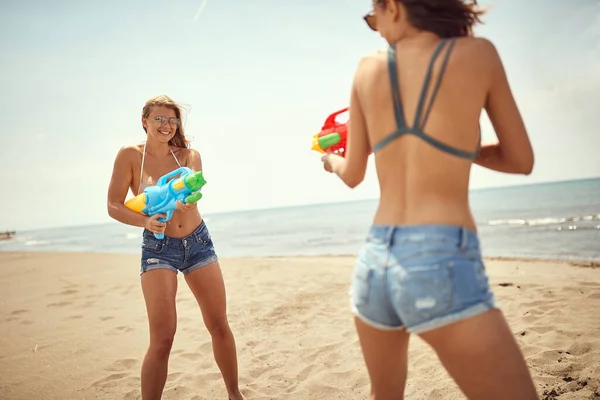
[387,44,408,131]
[138,142,147,195]
[414,38,456,130]
[170,148,182,167]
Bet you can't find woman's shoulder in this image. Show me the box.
[452,36,501,63]
[447,36,504,81]
[117,143,143,157]
[171,146,201,166]
[353,48,389,83]
[113,143,143,165]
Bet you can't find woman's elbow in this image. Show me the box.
[521,159,534,175]
[514,152,534,175]
[344,172,365,188]
[501,144,534,175]
[107,201,119,219]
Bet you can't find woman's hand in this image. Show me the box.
[176,200,197,212]
[144,214,167,235]
[321,154,333,173]
[321,153,344,174]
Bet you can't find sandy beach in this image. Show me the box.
[0,252,598,400]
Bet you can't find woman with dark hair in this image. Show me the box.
[321,1,538,398]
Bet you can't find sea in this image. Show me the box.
[1,178,599,262]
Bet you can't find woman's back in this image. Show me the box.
[358,33,531,231]
[360,35,502,230]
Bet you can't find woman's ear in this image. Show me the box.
[389,0,402,23]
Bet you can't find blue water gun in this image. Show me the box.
[125,167,207,239]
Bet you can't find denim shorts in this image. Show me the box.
[140,220,218,275]
[350,224,497,334]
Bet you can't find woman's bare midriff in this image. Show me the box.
[159,210,204,238]
[372,151,479,232]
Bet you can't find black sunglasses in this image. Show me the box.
[363,11,378,31]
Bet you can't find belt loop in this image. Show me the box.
[460,227,467,250]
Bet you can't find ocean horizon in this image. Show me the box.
[1,177,599,262]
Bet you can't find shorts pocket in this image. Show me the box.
[142,236,165,254]
[450,257,492,307]
[393,261,454,321]
[351,257,374,307]
[200,231,212,246]
[195,227,213,246]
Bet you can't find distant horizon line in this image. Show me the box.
[5,175,599,233]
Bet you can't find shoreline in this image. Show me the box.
[1,250,599,266]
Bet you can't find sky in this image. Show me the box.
[0,0,598,231]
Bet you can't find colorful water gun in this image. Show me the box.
[125,167,207,239]
[311,107,349,157]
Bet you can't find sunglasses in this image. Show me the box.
[363,11,378,31]
[152,115,181,128]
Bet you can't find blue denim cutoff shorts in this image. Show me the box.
[140,220,218,275]
[350,224,497,334]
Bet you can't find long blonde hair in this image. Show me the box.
[141,95,190,148]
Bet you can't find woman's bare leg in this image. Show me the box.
[140,269,178,400]
[354,317,411,400]
[185,261,244,400]
[419,308,539,400]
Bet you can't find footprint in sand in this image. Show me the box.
[577,281,599,287]
[110,325,134,335]
[296,365,316,381]
[68,315,84,320]
[167,371,186,380]
[92,372,129,388]
[198,341,213,354]
[47,301,74,308]
[178,352,202,361]
[99,316,115,321]
[5,310,30,322]
[121,286,135,295]
[107,358,138,372]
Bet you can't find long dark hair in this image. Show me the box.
[378,0,486,37]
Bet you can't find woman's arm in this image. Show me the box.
[106,146,151,227]
[323,58,372,188]
[188,148,203,171]
[477,39,534,175]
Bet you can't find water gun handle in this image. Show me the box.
[185,192,203,203]
[323,107,349,128]
[153,209,174,239]
[156,167,192,187]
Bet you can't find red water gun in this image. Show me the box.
[311,107,349,157]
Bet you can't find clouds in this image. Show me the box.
[192,0,208,21]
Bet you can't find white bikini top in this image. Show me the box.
[137,141,182,195]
